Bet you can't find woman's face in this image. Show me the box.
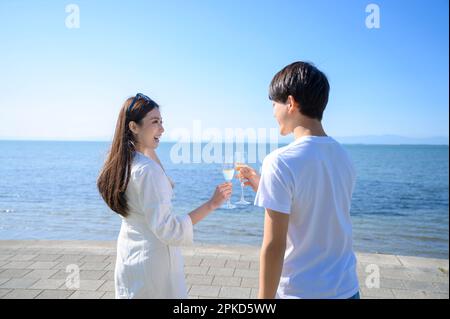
[132,108,164,149]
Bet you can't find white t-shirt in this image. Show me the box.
[254,135,359,299]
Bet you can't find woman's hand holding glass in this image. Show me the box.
[208,182,233,210]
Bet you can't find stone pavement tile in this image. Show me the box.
[0,249,17,255]
[189,285,220,298]
[35,289,74,299]
[2,261,35,269]
[23,269,59,279]
[28,261,60,270]
[99,270,114,281]
[79,262,109,270]
[181,251,195,258]
[391,289,427,299]
[184,256,203,266]
[0,255,13,261]
[2,289,43,299]
[249,262,259,270]
[78,270,108,280]
[241,277,259,288]
[55,254,84,262]
[406,266,447,277]
[224,260,250,269]
[194,253,218,259]
[219,286,251,299]
[212,276,242,287]
[50,269,76,280]
[30,249,65,255]
[75,280,105,291]
[103,262,116,271]
[97,280,114,292]
[0,261,8,268]
[402,280,436,292]
[239,255,259,262]
[14,249,44,255]
[51,261,85,270]
[80,255,109,263]
[0,269,32,278]
[360,287,395,299]
[0,278,10,285]
[69,290,106,299]
[31,254,62,262]
[207,267,234,277]
[250,288,258,299]
[9,254,38,261]
[208,267,235,276]
[0,278,39,289]
[101,291,115,299]
[30,279,66,290]
[0,289,12,298]
[377,267,412,280]
[431,282,449,294]
[200,258,227,267]
[423,292,449,299]
[186,274,214,285]
[59,249,85,255]
[233,269,258,278]
[104,256,116,263]
[356,253,402,266]
[379,278,406,290]
[217,254,241,261]
[406,271,448,282]
[184,266,209,275]
[397,255,449,270]
[82,249,113,256]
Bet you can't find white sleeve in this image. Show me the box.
[254,155,293,214]
[135,165,194,246]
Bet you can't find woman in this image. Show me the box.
[97,93,232,298]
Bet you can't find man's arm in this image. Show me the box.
[258,208,289,299]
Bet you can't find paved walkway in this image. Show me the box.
[0,240,448,299]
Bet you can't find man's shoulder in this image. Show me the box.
[264,141,312,167]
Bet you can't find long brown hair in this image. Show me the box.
[97,95,159,217]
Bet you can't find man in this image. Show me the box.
[239,61,360,299]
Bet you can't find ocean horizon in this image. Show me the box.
[0,140,448,259]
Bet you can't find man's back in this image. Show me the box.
[255,135,359,298]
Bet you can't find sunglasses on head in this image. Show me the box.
[127,93,156,115]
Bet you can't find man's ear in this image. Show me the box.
[287,95,300,114]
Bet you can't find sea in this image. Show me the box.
[0,140,448,259]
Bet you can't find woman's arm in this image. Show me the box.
[188,182,232,225]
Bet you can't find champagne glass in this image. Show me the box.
[222,157,236,209]
[235,151,251,205]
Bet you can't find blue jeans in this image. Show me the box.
[348,291,360,299]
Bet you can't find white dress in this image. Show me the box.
[114,151,194,299]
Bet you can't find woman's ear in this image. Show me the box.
[128,121,138,135]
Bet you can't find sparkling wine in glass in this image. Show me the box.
[222,159,236,209]
[235,152,251,205]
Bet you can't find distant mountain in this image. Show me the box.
[332,135,449,145]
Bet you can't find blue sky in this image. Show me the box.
[0,0,448,142]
